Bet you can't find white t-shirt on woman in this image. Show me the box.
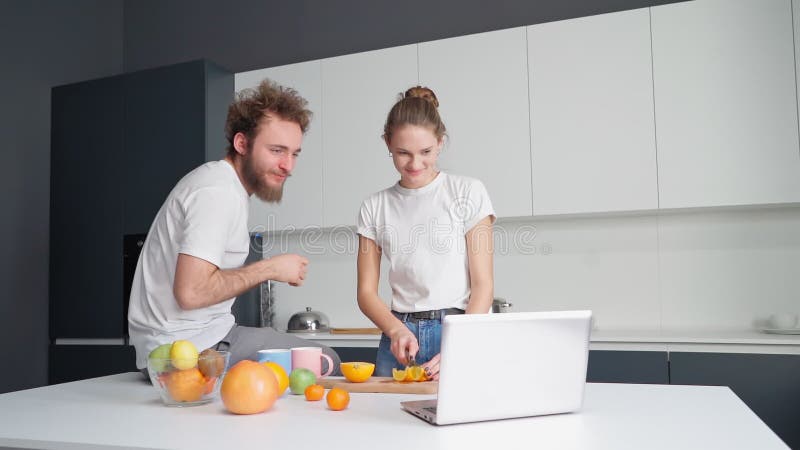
[357,172,495,313]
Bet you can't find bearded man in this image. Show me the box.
[128,80,340,375]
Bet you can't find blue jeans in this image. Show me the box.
[375,310,462,377]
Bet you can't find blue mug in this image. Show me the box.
[257,348,292,374]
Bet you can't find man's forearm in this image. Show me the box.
[175,258,275,310]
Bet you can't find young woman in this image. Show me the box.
[356,86,495,379]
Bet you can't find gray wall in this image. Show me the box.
[123,0,684,73]
[0,0,123,393]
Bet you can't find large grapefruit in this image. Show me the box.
[221,360,279,414]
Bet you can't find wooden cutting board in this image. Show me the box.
[318,376,437,394]
[329,328,382,335]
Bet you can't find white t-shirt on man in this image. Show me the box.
[357,172,495,313]
[128,160,250,369]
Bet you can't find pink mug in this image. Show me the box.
[291,347,334,377]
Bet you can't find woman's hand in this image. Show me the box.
[421,353,442,380]
[388,325,418,366]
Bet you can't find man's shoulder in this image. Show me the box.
[176,161,240,193]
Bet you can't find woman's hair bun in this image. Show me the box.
[404,86,439,108]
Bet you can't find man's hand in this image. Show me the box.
[266,254,308,286]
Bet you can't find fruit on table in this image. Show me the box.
[289,368,317,395]
[304,384,325,401]
[203,376,218,395]
[148,343,172,372]
[221,360,279,414]
[392,365,427,382]
[326,387,350,411]
[262,362,289,396]
[340,362,375,383]
[170,340,199,370]
[198,348,225,378]
[166,368,206,402]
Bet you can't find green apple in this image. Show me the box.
[289,368,317,395]
[147,343,172,372]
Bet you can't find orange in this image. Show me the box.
[340,362,375,383]
[326,387,350,411]
[262,361,289,396]
[203,376,218,395]
[392,368,407,382]
[405,365,425,382]
[221,360,279,414]
[304,384,325,401]
[166,368,206,402]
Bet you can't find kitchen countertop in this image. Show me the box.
[0,372,787,450]
[293,328,800,354]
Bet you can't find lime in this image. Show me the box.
[148,343,172,372]
[170,340,199,370]
[289,368,317,395]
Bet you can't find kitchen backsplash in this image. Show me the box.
[258,205,800,332]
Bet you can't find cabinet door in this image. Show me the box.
[50,77,124,338]
[527,9,658,215]
[321,45,418,227]
[49,345,137,384]
[670,352,800,449]
[122,60,208,235]
[586,350,668,384]
[419,28,532,217]
[236,61,324,231]
[652,0,800,208]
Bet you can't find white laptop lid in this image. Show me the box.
[434,310,592,425]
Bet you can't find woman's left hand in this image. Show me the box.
[421,353,442,381]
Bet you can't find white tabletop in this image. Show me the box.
[0,373,788,450]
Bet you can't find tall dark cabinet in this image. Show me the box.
[49,60,233,383]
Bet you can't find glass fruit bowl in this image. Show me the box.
[147,349,230,407]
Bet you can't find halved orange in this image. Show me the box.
[392,368,407,382]
[406,365,425,382]
[340,362,375,383]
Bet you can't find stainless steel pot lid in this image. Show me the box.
[287,307,330,332]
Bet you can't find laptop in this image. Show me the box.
[401,310,592,425]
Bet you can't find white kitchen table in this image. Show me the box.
[0,373,788,450]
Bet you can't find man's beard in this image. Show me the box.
[241,152,286,203]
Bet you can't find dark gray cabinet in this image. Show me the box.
[587,350,669,384]
[50,60,232,341]
[49,60,232,383]
[50,76,125,339]
[48,345,138,385]
[670,352,800,449]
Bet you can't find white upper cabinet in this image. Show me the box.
[795,0,800,130]
[418,28,533,217]
[651,0,800,209]
[527,8,658,215]
[321,45,418,227]
[236,61,324,231]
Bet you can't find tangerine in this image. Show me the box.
[166,368,205,402]
[221,360,279,414]
[262,362,289,396]
[304,384,325,401]
[326,387,350,411]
